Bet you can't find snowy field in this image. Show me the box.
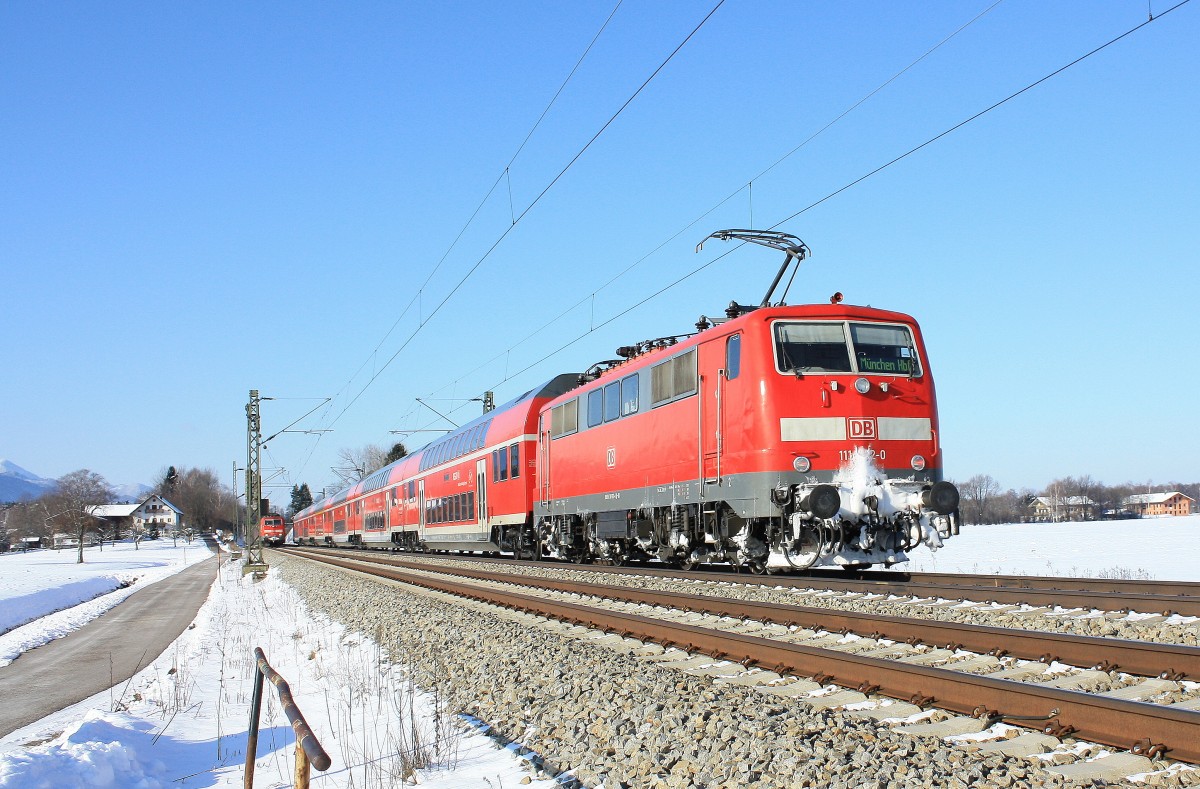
[0,539,214,666]
[0,517,1197,788]
[896,513,1200,581]
[0,545,561,789]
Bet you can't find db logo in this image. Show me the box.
[606,447,617,469]
[847,417,877,440]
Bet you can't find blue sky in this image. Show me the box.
[2,1,1196,497]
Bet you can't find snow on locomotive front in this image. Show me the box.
[534,231,958,571]
[751,301,959,569]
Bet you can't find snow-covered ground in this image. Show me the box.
[0,539,215,666]
[896,513,1200,581]
[0,543,561,788]
[0,517,1196,788]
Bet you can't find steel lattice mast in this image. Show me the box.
[244,389,266,573]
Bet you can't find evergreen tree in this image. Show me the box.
[384,442,408,465]
[290,483,314,514]
[163,466,179,495]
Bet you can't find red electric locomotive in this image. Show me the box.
[533,230,958,571]
[292,230,959,570]
[259,514,287,547]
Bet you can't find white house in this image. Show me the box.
[89,494,184,537]
[1029,495,1096,522]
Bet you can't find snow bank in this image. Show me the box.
[0,578,121,634]
[0,711,177,789]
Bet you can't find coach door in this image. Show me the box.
[537,415,552,511]
[476,458,488,530]
[417,479,426,538]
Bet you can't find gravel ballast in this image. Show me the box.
[272,552,1194,788]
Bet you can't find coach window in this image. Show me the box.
[468,491,476,519]
[604,382,621,422]
[726,333,741,379]
[587,389,603,428]
[497,445,509,481]
[492,450,500,483]
[509,443,520,479]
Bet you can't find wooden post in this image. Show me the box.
[294,742,311,789]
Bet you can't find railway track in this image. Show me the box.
[279,546,1200,766]
[289,543,1200,616]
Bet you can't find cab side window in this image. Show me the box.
[726,334,741,379]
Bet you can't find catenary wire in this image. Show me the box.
[322,3,624,412]
[322,0,728,430]
[470,1,1193,405]
[386,1,1008,428]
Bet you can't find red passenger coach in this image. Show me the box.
[291,375,577,553]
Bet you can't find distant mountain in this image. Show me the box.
[0,460,151,504]
[111,482,153,503]
[0,459,57,502]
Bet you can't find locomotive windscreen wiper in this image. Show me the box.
[696,229,811,307]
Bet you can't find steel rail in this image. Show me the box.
[285,546,1200,615]
[811,568,1200,598]
[288,549,1200,763]
[493,555,1200,616]
[285,549,1200,680]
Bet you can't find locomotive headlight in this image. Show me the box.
[854,377,871,394]
[911,455,926,472]
[793,456,811,473]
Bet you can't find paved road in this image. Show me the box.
[0,554,218,738]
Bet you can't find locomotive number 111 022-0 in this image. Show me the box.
[839,448,885,462]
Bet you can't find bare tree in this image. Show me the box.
[43,469,112,563]
[3,500,47,546]
[331,444,388,486]
[154,466,230,536]
[957,474,1001,525]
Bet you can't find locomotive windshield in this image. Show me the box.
[774,321,921,376]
